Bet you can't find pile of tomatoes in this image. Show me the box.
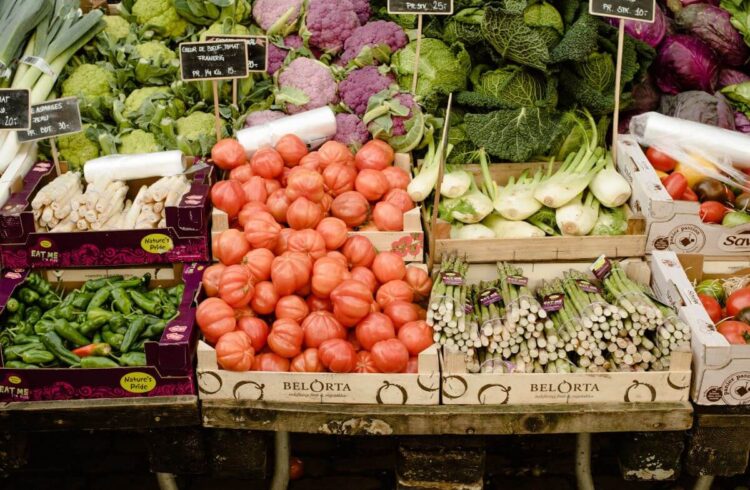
[196,136,434,373]
[697,280,750,345]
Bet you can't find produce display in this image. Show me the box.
[696,276,750,344]
[428,254,690,374]
[0,272,184,368]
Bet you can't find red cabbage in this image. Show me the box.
[675,4,748,66]
[735,111,750,133]
[659,91,735,129]
[655,35,720,94]
[719,68,750,88]
[609,5,667,48]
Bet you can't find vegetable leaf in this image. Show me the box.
[465,108,559,161]
[481,3,550,71]
[549,11,599,63]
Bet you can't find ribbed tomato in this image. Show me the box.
[268,318,304,358]
[244,216,282,250]
[312,257,350,298]
[218,265,255,308]
[382,188,415,213]
[316,217,349,250]
[330,279,374,327]
[373,202,403,231]
[404,267,432,301]
[355,312,396,350]
[331,191,369,227]
[376,280,414,308]
[350,266,378,294]
[323,163,357,197]
[241,248,274,282]
[287,230,327,260]
[213,229,250,266]
[398,320,433,356]
[301,311,346,348]
[271,252,312,296]
[250,281,278,315]
[291,348,325,372]
[211,180,245,218]
[242,176,268,203]
[354,351,380,373]
[287,197,324,230]
[275,295,309,323]
[237,316,269,351]
[318,338,357,373]
[196,298,236,344]
[384,301,419,330]
[341,236,376,268]
[202,263,226,297]
[372,252,406,283]
[266,188,291,224]
[215,331,255,371]
[381,166,410,190]
[371,338,409,373]
[355,169,389,201]
[251,148,284,178]
[307,295,332,312]
[252,352,290,372]
[286,168,325,203]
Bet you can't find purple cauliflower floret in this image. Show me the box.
[277,57,338,114]
[305,0,360,52]
[339,66,395,116]
[392,93,415,136]
[335,113,369,147]
[245,110,287,128]
[268,35,304,75]
[253,0,304,34]
[340,21,408,66]
[350,0,371,24]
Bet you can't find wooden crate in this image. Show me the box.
[426,162,647,263]
[438,259,692,405]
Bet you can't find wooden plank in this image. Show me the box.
[201,400,693,435]
[0,396,200,431]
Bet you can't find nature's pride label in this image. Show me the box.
[141,233,174,254]
[120,372,157,394]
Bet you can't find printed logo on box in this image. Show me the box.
[120,372,157,394]
[0,374,30,400]
[721,371,750,404]
[141,233,174,254]
[668,224,706,253]
[719,230,750,252]
[30,238,59,265]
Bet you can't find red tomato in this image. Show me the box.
[646,147,678,172]
[355,313,396,350]
[397,320,433,356]
[318,338,357,373]
[726,287,750,317]
[404,357,419,373]
[683,187,699,202]
[661,173,687,200]
[698,294,722,324]
[717,320,750,345]
[371,338,409,373]
[699,201,728,224]
[354,351,380,373]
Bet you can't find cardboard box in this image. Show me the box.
[0,162,213,268]
[649,252,750,405]
[427,162,647,263]
[616,136,750,256]
[0,263,206,402]
[440,258,692,405]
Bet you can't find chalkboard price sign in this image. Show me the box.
[205,35,269,73]
[0,89,31,131]
[387,0,453,15]
[17,97,82,143]
[589,0,655,22]
[179,41,250,81]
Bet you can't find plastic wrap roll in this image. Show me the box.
[630,112,750,167]
[83,151,185,183]
[237,107,337,157]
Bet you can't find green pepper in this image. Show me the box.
[53,319,90,347]
[80,356,119,368]
[110,276,145,290]
[111,288,132,314]
[24,306,42,325]
[17,288,39,304]
[92,332,102,344]
[87,287,111,312]
[129,291,161,315]
[150,287,169,304]
[161,304,177,320]
[38,294,59,310]
[40,332,81,366]
[118,352,147,366]
[5,298,20,313]
[86,308,113,328]
[102,331,124,351]
[5,360,39,368]
[84,275,123,292]
[12,334,40,344]
[69,292,95,310]
[33,319,56,335]
[6,311,22,326]
[13,321,33,337]
[3,343,45,361]
[108,313,127,330]
[167,284,185,304]
[21,350,54,364]
[57,304,78,322]
[25,273,52,295]
[120,317,147,353]
[142,320,167,339]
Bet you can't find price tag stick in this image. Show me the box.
[411,14,424,94]
[212,80,222,142]
[232,80,239,108]
[50,138,61,176]
[428,92,453,274]
[611,19,625,165]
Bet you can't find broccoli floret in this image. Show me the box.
[119,129,161,154]
[132,0,189,39]
[276,57,338,114]
[252,0,304,35]
[61,64,115,121]
[57,124,100,170]
[102,16,132,40]
[304,0,360,53]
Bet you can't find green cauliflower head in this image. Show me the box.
[132,0,189,39]
[115,86,186,131]
[199,20,251,40]
[102,15,132,40]
[119,129,161,154]
[132,41,179,85]
[61,64,115,122]
[167,111,220,156]
[57,124,101,170]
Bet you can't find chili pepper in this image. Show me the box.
[5,360,39,369]
[87,308,113,328]
[17,288,40,304]
[34,319,56,335]
[118,352,147,366]
[84,275,123,292]
[80,356,119,368]
[111,288,132,314]
[57,305,78,322]
[3,343,45,361]
[69,292,95,310]
[132,339,147,351]
[142,320,167,339]
[41,332,81,366]
[87,287,111,312]
[110,276,145,290]
[129,291,161,316]
[92,332,102,344]
[15,321,34,337]
[38,294,59,310]
[73,343,113,358]
[120,317,147,353]
[5,298,20,313]
[102,332,124,351]
[161,304,177,320]
[108,313,127,331]
[12,334,40,344]
[24,306,42,325]
[167,284,185,303]
[6,311,22,326]
[79,321,98,336]
[54,319,90,347]
[21,350,55,364]
[26,274,52,295]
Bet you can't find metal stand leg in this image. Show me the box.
[155,472,179,490]
[576,433,595,490]
[693,475,715,490]
[271,431,290,490]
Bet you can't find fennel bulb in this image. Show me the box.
[534,145,606,208]
[407,134,453,202]
[494,170,543,221]
[440,187,494,224]
[555,192,600,236]
[441,169,473,198]
[591,206,628,236]
[483,213,545,238]
[589,154,631,208]
[451,223,495,239]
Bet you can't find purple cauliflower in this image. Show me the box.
[253,0,304,35]
[719,68,750,88]
[277,57,338,114]
[245,110,287,128]
[736,112,750,133]
[268,35,304,75]
[350,0,371,24]
[339,66,395,116]
[391,93,415,136]
[305,0,360,53]
[340,21,409,66]
[334,113,369,147]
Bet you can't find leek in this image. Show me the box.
[589,153,631,208]
[0,0,52,80]
[555,192,600,236]
[494,169,543,221]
